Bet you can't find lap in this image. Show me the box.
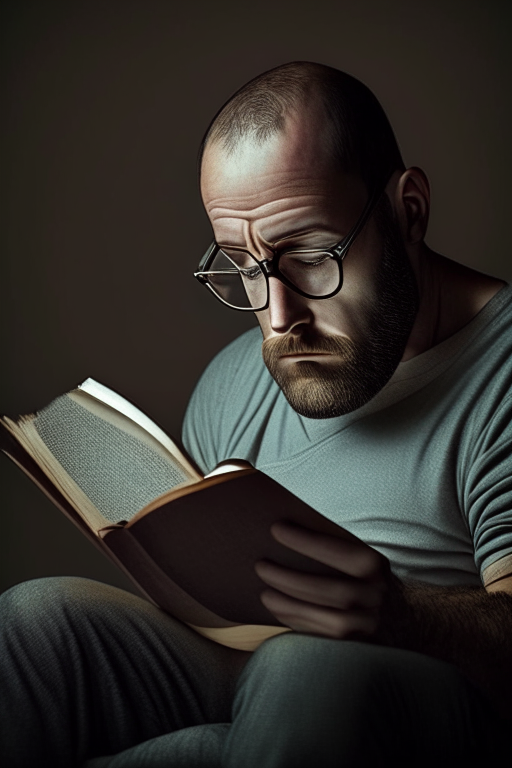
[2,579,506,767]
[0,576,250,767]
[225,632,507,768]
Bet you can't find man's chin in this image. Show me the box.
[271,364,385,419]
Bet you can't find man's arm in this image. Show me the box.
[255,522,512,723]
[378,573,512,723]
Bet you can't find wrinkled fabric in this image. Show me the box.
[183,284,512,587]
[0,577,508,767]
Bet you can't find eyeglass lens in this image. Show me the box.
[207,248,340,309]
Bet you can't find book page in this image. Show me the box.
[204,460,253,478]
[78,378,199,476]
[2,416,110,532]
[28,391,198,525]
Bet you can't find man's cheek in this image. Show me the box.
[255,310,272,339]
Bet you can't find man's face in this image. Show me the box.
[201,110,418,418]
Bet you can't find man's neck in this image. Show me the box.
[401,245,506,361]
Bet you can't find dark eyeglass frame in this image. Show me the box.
[194,175,390,312]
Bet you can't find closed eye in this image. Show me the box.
[240,266,264,280]
[284,252,332,267]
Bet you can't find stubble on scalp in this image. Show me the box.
[261,199,419,418]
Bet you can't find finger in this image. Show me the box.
[260,587,378,639]
[270,521,384,580]
[255,560,383,609]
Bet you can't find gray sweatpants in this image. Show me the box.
[0,576,507,767]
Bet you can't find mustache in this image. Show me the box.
[262,332,356,361]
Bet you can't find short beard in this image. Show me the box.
[261,199,419,418]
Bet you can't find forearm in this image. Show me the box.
[379,576,512,721]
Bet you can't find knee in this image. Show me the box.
[226,636,401,768]
[232,632,428,727]
[240,632,385,696]
[0,576,118,632]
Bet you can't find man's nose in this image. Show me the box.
[266,276,313,334]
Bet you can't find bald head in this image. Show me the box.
[201,101,347,210]
[197,63,426,418]
[200,62,405,192]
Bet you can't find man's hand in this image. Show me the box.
[255,523,512,721]
[255,521,404,641]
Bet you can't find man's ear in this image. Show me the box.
[393,167,430,244]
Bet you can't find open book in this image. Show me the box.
[1,379,356,650]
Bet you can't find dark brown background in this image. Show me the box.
[1,0,510,595]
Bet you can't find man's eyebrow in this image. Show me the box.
[272,229,315,244]
[271,227,338,247]
[217,227,341,251]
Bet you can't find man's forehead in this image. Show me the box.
[200,109,343,207]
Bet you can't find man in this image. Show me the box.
[1,62,511,767]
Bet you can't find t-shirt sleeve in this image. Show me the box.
[464,395,512,583]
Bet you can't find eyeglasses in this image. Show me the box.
[194,177,389,312]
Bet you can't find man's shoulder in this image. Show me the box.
[182,326,275,470]
[453,282,512,365]
[206,326,264,376]
[189,326,267,409]
[470,282,512,365]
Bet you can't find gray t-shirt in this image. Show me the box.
[183,285,512,588]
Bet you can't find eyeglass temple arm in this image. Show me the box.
[195,242,217,276]
[332,179,388,259]
[196,174,390,272]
